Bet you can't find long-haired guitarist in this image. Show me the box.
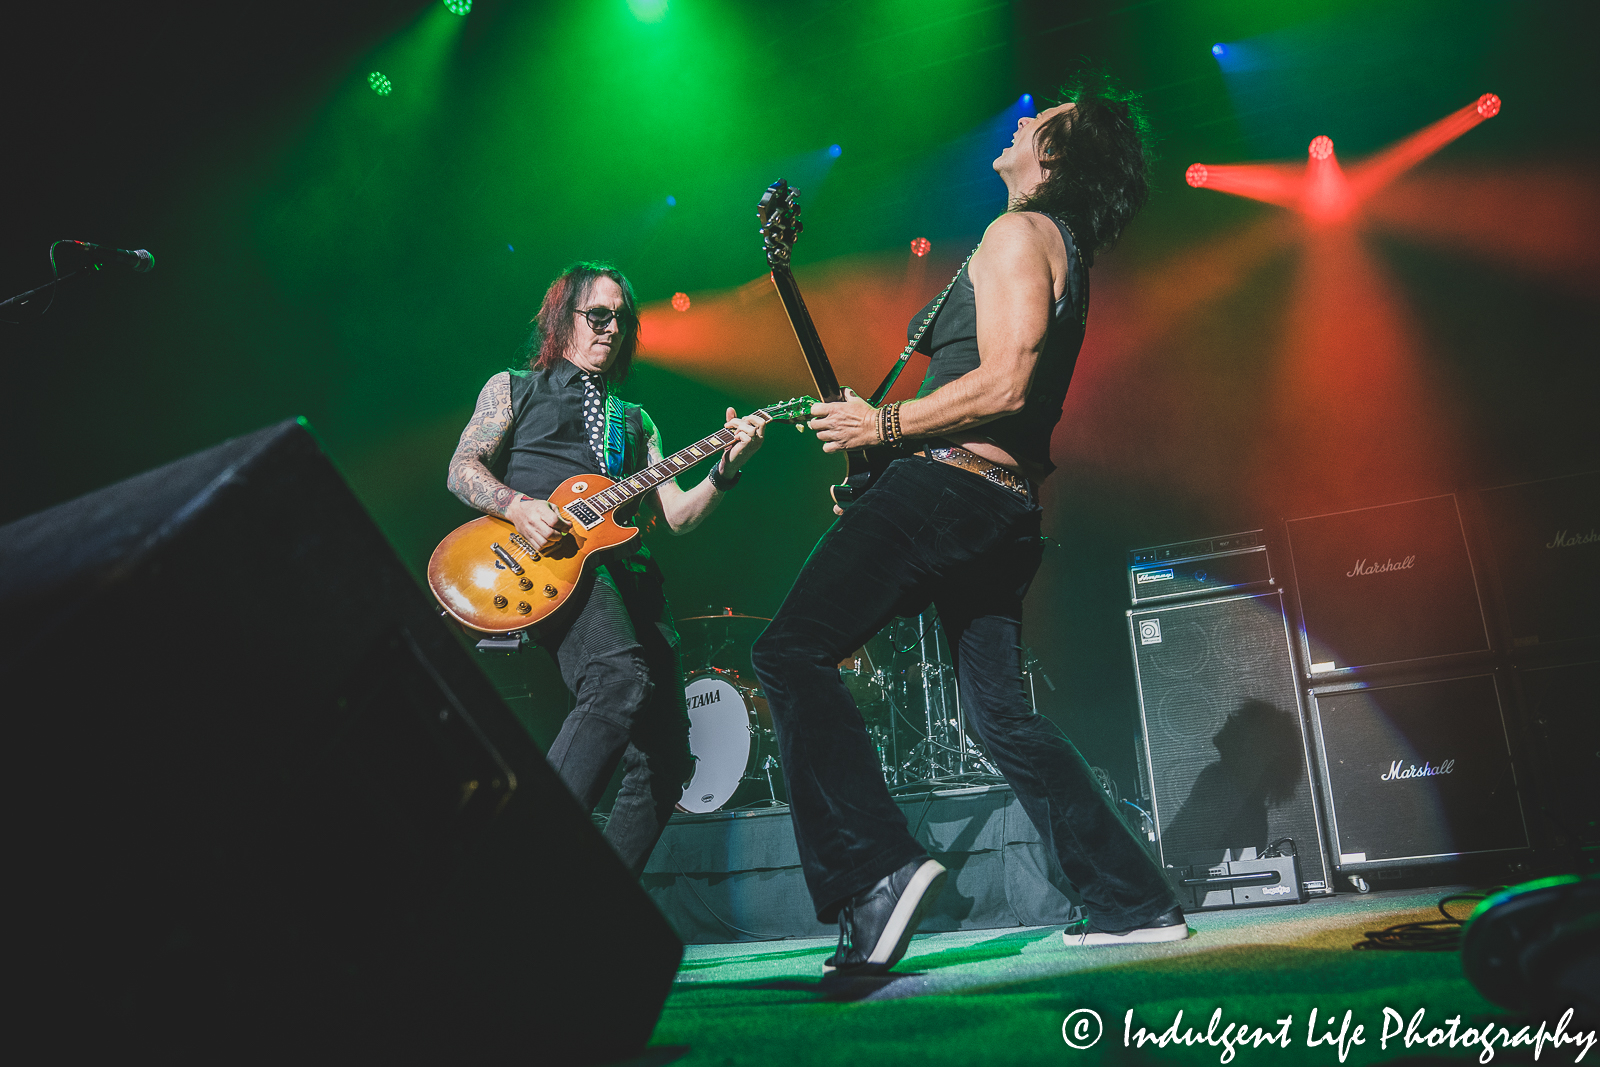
[446,261,767,876]
[751,72,1186,974]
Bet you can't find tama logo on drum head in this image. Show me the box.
[687,687,724,710]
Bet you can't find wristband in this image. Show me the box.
[708,463,742,491]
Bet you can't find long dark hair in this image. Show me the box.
[1012,70,1156,263]
[524,261,641,383]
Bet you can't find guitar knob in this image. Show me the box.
[517,602,532,614]
[519,577,533,590]
[543,585,558,598]
[493,595,508,609]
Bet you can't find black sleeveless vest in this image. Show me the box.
[911,213,1088,478]
[501,360,646,505]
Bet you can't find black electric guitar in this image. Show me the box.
[757,180,901,506]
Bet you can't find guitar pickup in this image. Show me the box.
[490,543,524,575]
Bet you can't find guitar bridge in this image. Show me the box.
[490,543,524,575]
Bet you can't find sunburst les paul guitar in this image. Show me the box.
[428,396,814,635]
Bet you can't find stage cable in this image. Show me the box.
[1351,888,1503,952]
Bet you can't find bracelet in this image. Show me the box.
[879,401,906,446]
[708,462,742,491]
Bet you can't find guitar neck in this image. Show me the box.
[582,416,767,516]
[769,264,843,403]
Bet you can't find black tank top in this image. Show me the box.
[911,213,1088,478]
[501,360,647,502]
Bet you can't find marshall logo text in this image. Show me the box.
[1546,529,1599,549]
[1346,555,1416,578]
[1381,758,1456,782]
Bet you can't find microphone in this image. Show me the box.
[61,240,155,273]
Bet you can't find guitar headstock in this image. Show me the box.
[758,180,802,268]
[757,396,818,425]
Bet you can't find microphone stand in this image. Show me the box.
[1,266,96,319]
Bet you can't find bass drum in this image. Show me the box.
[677,670,773,813]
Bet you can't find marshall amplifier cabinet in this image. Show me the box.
[1513,659,1600,846]
[1128,590,1331,898]
[1307,673,1529,877]
[1477,471,1600,650]
[1286,494,1490,678]
[1128,530,1272,605]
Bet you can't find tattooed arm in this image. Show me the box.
[447,372,570,545]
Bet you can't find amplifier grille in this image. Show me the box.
[1309,673,1527,867]
[1129,591,1329,892]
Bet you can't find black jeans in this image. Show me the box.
[543,561,692,877]
[751,457,1178,927]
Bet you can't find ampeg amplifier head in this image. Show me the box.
[1127,530,1271,604]
[1286,494,1489,676]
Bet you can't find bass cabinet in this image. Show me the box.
[1306,672,1529,876]
[1286,494,1490,678]
[1128,590,1331,897]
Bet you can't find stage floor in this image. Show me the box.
[643,886,1538,1067]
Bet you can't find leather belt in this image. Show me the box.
[914,443,1036,501]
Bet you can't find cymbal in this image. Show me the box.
[678,612,771,622]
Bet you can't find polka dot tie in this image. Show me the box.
[581,373,606,471]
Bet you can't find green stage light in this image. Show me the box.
[444,0,470,14]
[627,0,668,23]
[367,71,392,95]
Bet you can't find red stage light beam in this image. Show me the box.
[1184,94,1502,225]
[1348,94,1502,203]
[1302,136,1354,226]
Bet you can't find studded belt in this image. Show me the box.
[914,443,1036,501]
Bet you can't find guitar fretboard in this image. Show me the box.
[573,415,772,522]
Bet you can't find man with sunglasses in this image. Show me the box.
[751,75,1186,975]
[447,261,767,876]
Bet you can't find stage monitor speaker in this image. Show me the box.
[1307,672,1529,876]
[1286,494,1490,677]
[1128,590,1331,897]
[1477,471,1600,650]
[0,420,680,1062]
[1513,659,1600,847]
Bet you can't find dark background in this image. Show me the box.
[3,0,1596,792]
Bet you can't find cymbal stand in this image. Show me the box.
[896,610,1001,788]
[755,754,785,807]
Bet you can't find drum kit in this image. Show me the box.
[674,606,1054,814]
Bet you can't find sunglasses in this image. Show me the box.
[577,306,636,332]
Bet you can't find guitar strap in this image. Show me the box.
[867,247,978,405]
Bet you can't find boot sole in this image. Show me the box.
[821,860,949,976]
[1062,921,1191,947]
[867,859,947,968]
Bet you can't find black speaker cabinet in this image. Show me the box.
[1477,471,1600,651]
[0,421,680,1061]
[1286,494,1490,678]
[1307,673,1529,875]
[1128,590,1331,896]
[1513,659,1600,847]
